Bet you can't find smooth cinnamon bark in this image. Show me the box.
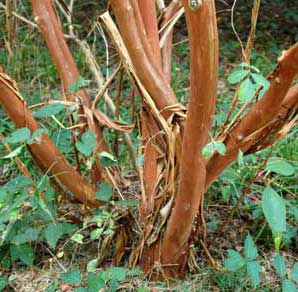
[32,0,107,181]
[205,44,298,189]
[0,73,99,207]
[32,0,88,105]
[137,0,162,67]
[161,0,218,276]
[160,0,183,82]
[110,0,181,119]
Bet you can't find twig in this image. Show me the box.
[230,0,246,61]
[219,0,262,133]
[0,3,37,28]
[92,63,123,109]
[0,133,32,178]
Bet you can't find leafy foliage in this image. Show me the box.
[75,129,96,156]
[228,62,270,102]
[262,187,287,241]
[33,104,65,118]
[273,254,298,292]
[225,233,262,288]
[68,76,91,93]
[265,157,295,176]
[202,140,226,158]
[95,182,113,202]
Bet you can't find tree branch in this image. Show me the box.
[206,43,298,189]
[0,71,99,207]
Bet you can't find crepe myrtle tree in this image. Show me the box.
[1,0,298,279]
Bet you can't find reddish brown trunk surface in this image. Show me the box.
[0,74,99,206]
[137,0,163,215]
[137,0,162,67]
[160,0,218,277]
[32,0,107,181]
[110,0,179,118]
[206,44,298,189]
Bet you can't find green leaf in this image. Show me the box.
[265,157,295,176]
[127,267,142,276]
[103,229,114,235]
[244,233,258,260]
[90,228,104,240]
[273,253,287,278]
[289,207,298,221]
[99,151,117,167]
[202,141,226,159]
[107,278,119,292]
[238,78,257,102]
[0,276,7,292]
[136,155,144,166]
[46,279,59,292]
[228,69,250,84]
[61,222,78,234]
[4,127,31,144]
[87,273,105,291]
[33,104,65,118]
[262,187,286,233]
[0,188,7,203]
[13,228,39,244]
[109,267,127,281]
[71,233,84,244]
[213,141,226,156]
[87,259,98,272]
[247,260,262,288]
[1,145,24,159]
[290,263,298,282]
[282,279,296,292]
[114,200,138,207]
[75,129,96,156]
[224,250,245,271]
[101,271,111,282]
[73,288,87,292]
[251,73,270,90]
[239,62,260,73]
[95,182,113,202]
[60,268,82,284]
[4,176,32,191]
[68,76,91,93]
[10,244,35,266]
[28,128,49,144]
[44,223,64,249]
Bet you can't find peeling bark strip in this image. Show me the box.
[31,0,107,182]
[0,73,99,207]
[161,0,218,276]
[206,43,298,189]
[136,0,162,213]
